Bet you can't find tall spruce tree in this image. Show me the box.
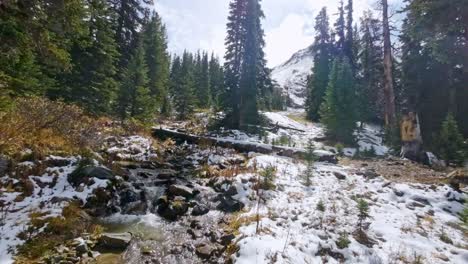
[305,7,332,121]
[334,0,346,55]
[209,53,224,109]
[357,11,383,124]
[344,0,355,68]
[62,0,119,115]
[142,11,170,114]
[320,58,358,144]
[117,39,153,122]
[172,51,196,119]
[196,52,211,108]
[223,0,269,129]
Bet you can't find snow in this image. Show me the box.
[272,46,314,108]
[106,135,157,161]
[0,156,109,264]
[227,111,467,264]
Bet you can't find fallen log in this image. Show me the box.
[153,128,337,163]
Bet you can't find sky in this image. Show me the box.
[154,0,403,67]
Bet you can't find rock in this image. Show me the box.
[120,188,140,205]
[0,155,10,176]
[216,196,244,212]
[224,185,238,196]
[315,246,345,261]
[98,233,132,250]
[75,243,88,256]
[363,170,379,179]
[157,197,189,221]
[412,196,431,206]
[187,229,202,239]
[195,243,217,259]
[393,188,404,197]
[191,204,210,216]
[68,166,115,186]
[156,169,178,179]
[220,233,235,246]
[333,171,346,180]
[314,150,338,164]
[423,152,446,169]
[168,184,194,198]
[121,201,148,215]
[44,157,71,168]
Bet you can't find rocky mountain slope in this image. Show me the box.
[271,45,314,108]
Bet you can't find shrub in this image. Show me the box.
[302,140,317,186]
[259,165,276,190]
[316,200,325,212]
[0,97,102,156]
[461,205,468,227]
[357,198,370,231]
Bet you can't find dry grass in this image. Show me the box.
[0,97,102,157]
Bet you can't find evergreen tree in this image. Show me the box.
[142,11,170,114]
[305,7,332,121]
[61,0,119,115]
[334,0,346,55]
[117,39,153,122]
[357,11,383,124]
[320,58,358,144]
[209,53,224,109]
[196,52,211,108]
[344,0,355,68]
[173,51,196,119]
[223,0,270,129]
[434,113,466,165]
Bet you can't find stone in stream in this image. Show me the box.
[191,204,210,216]
[98,233,132,250]
[168,184,194,198]
[157,196,189,221]
[119,188,140,205]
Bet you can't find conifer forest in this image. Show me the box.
[0,0,467,263]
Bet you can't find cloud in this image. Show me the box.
[154,0,404,67]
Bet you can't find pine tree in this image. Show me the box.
[434,113,466,165]
[142,11,170,114]
[173,51,196,119]
[344,0,355,68]
[223,0,270,129]
[196,52,211,108]
[356,11,383,124]
[320,57,358,144]
[305,7,331,121]
[117,39,153,122]
[62,0,119,115]
[334,0,346,56]
[209,53,224,109]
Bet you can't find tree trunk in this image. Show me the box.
[382,0,396,128]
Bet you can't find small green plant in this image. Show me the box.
[439,230,453,244]
[357,198,370,231]
[302,140,317,186]
[336,232,351,249]
[335,143,344,156]
[316,200,325,212]
[433,113,466,165]
[461,205,468,227]
[259,165,276,190]
[278,135,290,146]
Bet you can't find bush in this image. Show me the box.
[336,232,351,249]
[259,165,276,190]
[0,97,102,156]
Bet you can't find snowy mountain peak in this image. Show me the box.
[271,45,314,108]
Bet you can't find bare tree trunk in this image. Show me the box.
[382,0,396,127]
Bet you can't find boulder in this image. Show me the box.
[168,184,194,198]
[191,204,210,216]
[363,170,379,179]
[156,169,178,179]
[68,166,115,186]
[195,243,217,259]
[216,196,244,212]
[333,171,346,180]
[119,188,140,205]
[220,233,235,246]
[157,197,189,221]
[98,233,132,250]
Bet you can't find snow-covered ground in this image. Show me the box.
[229,111,467,264]
[0,157,108,264]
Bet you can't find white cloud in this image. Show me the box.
[154,0,404,67]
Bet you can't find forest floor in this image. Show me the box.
[0,110,467,264]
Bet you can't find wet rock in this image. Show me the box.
[333,171,346,180]
[190,220,202,229]
[168,184,194,198]
[120,188,140,205]
[156,169,178,179]
[195,243,217,259]
[68,166,115,186]
[75,243,88,256]
[216,196,244,212]
[192,204,210,216]
[98,233,132,250]
[84,187,115,217]
[157,197,189,221]
[121,201,148,215]
[187,229,203,239]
